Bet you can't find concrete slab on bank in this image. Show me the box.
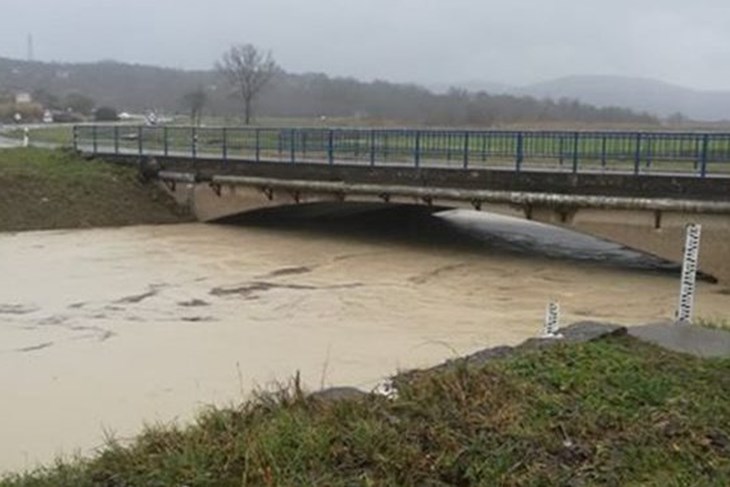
[629,321,730,358]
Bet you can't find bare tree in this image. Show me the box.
[181,86,207,126]
[216,44,277,125]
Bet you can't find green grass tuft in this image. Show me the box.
[3,335,729,486]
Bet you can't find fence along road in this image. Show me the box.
[74,126,730,178]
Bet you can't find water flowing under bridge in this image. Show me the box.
[74,125,730,282]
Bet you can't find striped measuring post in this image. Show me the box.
[676,224,702,323]
[542,301,563,339]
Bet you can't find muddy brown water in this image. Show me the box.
[1,207,728,472]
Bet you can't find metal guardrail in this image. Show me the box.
[73,125,730,177]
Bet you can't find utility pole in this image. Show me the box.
[27,34,34,62]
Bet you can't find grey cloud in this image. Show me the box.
[0,0,728,90]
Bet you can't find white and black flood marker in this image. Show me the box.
[676,223,702,324]
[543,301,563,339]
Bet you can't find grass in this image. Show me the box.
[2,334,729,486]
[0,147,190,232]
[2,125,74,146]
[696,317,730,331]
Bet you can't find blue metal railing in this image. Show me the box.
[73,125,730,177]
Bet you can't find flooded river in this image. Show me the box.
[1,206,728,472]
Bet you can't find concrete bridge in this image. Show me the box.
[75,125,730,283]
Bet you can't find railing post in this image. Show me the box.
[222,127,228,162]
[700,134,709,178]
[72,125,78,151]
[572,131,579,174]
[114,126,119,154]
[327,129,334,165]
[645,136,653,168]
[137,126,143,156]
[414,130,421,168]
[600,135,607,169]
[92,125,98,154]
[463,131,470,169]
[633,132,642,175]
[515,132,524,172]
[446,132,452,161]
[369,129,376,166]
[163,126,169,157]
[558,136,564,166]
[290,129,296,163]
[191,126,197,159]
[481,132,487,162]
[255,128,261,162]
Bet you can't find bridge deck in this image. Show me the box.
[74,126,730,178]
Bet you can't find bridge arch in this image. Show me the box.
[165,181,730,284]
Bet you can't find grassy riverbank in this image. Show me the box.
[0,148,190,232]
[3,334,729,486]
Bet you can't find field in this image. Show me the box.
[2,333,729,486]
[1,125,75,146]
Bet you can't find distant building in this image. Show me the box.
[15,92,32,104]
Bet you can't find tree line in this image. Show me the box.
[0,46,658,126]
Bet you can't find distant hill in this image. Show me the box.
[519,76,730,121]
[0,57,658,126]
[449,75,730,122]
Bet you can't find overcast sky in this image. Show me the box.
[1,0,729,91]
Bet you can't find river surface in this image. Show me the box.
[1,207,728,473]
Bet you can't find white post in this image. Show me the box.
[22,127,29,148]
[543,301,563,338]
[676,223,702,324]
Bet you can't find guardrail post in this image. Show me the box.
[370,129,376,166]
[114,126,119,154]
[700,134,709,178]
[163,126,169,157]
[572,131,579,174]
[92,125,98,154]
[600,135,607,169]
[290,129,296,163]
[191,126,197,159]
[414,130,421,168]
[515,132,524,172]
[327,130,334,165]
[222,127,228,162]
[463,131,470,169]
[255,128,261,162]
[138,126,143,156]
[72,125,79,151]
[633,133,642,175]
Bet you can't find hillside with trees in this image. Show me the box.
[0,56,658,126]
